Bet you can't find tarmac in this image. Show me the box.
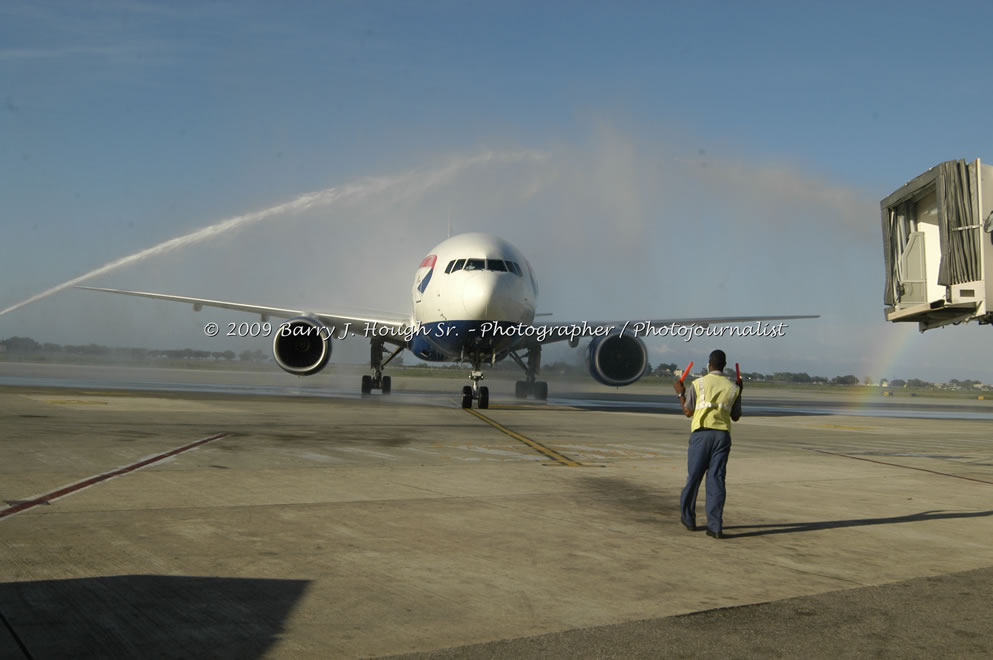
[1,364,992,658]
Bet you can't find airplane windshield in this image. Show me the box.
[446,258,522,275]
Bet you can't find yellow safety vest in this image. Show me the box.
[690,372,740,432]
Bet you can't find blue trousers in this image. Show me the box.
[680,429,732,533]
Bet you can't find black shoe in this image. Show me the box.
[706,529,725,539]
[681,520,696,532]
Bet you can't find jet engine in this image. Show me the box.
[586,329,648,386]
[272,316,332,376]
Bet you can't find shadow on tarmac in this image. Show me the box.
[0,574,309,659]
[576,476,682,523]
[724,509,993,538]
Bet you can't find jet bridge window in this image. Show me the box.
[487,259,508,272]
[464,258,485,271]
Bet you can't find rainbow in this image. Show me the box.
[852,324,918,409]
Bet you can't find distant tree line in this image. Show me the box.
[648,363,862,385]
[0,336,267,362]
[537,360,868,385]
[2,336,988,388]
[543,359,988,389]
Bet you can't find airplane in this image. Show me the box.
[77,232,817,409]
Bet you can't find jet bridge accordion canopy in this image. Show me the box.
[880,159,993,331]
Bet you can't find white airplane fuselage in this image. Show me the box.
[406,232,537,362]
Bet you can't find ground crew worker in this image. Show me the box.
[672,349,741,539]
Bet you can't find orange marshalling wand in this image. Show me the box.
[679,362,694,383]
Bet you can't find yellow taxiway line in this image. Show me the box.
[464,408,584,467]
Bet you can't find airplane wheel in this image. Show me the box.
[382,375,392,395]
[534,381,548,400]
[361,375,372,394]
[461,385,473,409]
[478,386,489,409]
[514,380,529,399]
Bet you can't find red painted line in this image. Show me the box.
[0,432,229,520]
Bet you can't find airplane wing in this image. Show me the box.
[528,314,819,346]
[75,286,410,344]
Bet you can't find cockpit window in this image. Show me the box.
[447,258,522,275]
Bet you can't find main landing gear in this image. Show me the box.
[361,339,403,395]
[510,347,548,401]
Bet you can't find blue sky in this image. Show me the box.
[3,1,993,382]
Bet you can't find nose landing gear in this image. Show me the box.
[461,369,489,409]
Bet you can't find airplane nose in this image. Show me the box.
[462,272,524,319]
[462,273,493,317]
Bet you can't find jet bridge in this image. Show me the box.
[881,159,993,331]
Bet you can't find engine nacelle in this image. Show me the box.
[272,316,332,376]
[586,329,648,386]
